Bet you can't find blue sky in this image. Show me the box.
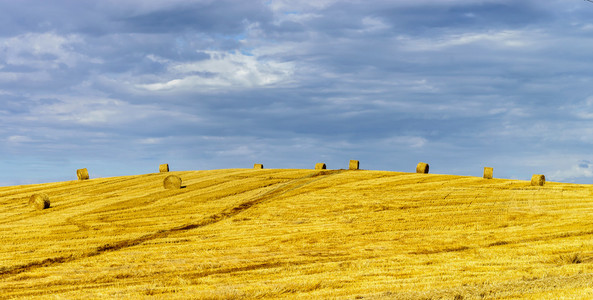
[2,0,593,186]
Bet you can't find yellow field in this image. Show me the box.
[2,168,593,299]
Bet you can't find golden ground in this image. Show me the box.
[2,168,593,299]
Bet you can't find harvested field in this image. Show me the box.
[1,169,593,299]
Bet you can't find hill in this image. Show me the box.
[2,168,593,299]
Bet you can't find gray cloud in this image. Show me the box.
[2,0,593,185]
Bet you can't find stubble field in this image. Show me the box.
[2,168,593,299]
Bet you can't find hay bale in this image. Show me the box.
[315,163,327,170]
[77,168,89,180]
[349,160,359,170]
[163,175,182,190]
[159,163,169,173]
[29,193,50,210]
[254,164,264,169]
[531,174,545,186]
[416,162,429,174]
[484,167,493,179]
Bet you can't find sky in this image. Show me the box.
[2,0,593,186]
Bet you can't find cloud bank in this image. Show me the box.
[2,0,593,185]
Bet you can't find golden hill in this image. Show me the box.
[2,168,593,299]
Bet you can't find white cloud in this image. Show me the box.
[26,96,200,126]
[267,0,341,12]
[137,50,295,92]
[573,96,593,119]
[398,30,537,51]
[0,71,53,83]
[360,16,390,32]
[215,145,257,157]
[379,136,428,149]
[138,137,164,145]
[549,162,593,182]
[27,97,121,125]
[6,135,33,144]
[0,32,90,69]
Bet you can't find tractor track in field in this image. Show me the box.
[0,176,157,225]
[0,169,346,278]
[3,255,356,297]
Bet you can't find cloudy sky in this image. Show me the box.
[2,0,593,186]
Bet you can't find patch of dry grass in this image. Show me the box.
[1,169,593,299]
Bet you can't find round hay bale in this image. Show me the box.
[159,163,169,173]
[531,174,545,186]
[483,167,493,179]
[349,160,359,170]
[163,175,182,190]
[29,193,50,210]
[315,163,327,170]
[77,168,89,180]
[416,162,429,174]
[254,164,264,169]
